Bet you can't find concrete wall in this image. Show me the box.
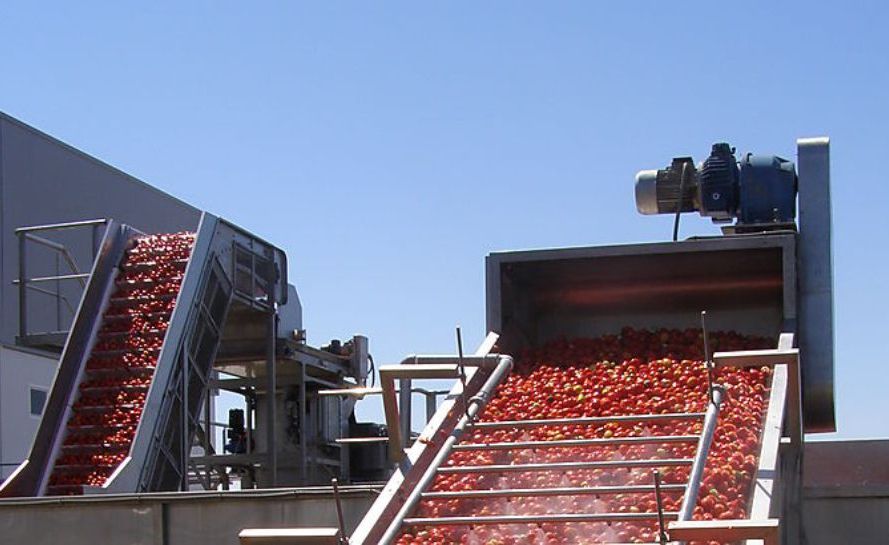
[0,441,886,544]
[0,486,379,545]
[802,439,889,545]
[0,112,202,345]
[0,346,57,479]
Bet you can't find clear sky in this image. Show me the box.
[1,2,887,440]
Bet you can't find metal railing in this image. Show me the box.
[15,219,108,345]
[319,386,450,447]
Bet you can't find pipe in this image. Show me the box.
[403,512,679,527]
[452,434,699,451]
[438,458,694,475]
[377,355,513,545]
[470,411,705,430]
[677,385,725,523]
[397,354,500,367]
[421,483,686,500]
[14,218,108,234]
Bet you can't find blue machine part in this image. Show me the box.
[635,142,799,228]
[738,154,797,225]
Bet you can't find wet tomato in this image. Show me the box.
[397,328,772,545]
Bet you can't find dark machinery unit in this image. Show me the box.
[635,142,798,230]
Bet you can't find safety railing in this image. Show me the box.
[15,219,108,347]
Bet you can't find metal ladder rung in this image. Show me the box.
[402,511,680,526]
[61,443,130,452]
[90,347,161,357]
[319,387,383,398]
[438,458,694,474]
[453,434,700,451]
[421,483,687,500]
[470,411,705,430]
[334,437,389,444]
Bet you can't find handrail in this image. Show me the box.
[14,218,109,234]
[376,354,513,545]
[676,385,725,527]
[16,218,108,343]
[23,233,87,288]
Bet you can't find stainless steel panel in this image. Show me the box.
[487,235,795,355]
[0,221,136,497]
[797,137,835,432]
[0,486,378,545]
[802,440,889,545]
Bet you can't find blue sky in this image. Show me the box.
[1,2,887,440]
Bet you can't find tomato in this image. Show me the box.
[47,233,195,495]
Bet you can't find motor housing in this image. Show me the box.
[635,142,797,230]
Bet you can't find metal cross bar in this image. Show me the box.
[14,218,109,234]
[455,326,471,422]
[239,528,342,545]
[668,519,780,545]
[376,356,514,545]
[653,470,669,545]
[402,512,680,526]
[701,310,715,404]
[438,458,694,474]
[331,478,349,544]
[380,364,464,461]
[14,272,91,284]
[421,483,686,500]
[713,342,801,444]
[676,385,725,523]
[452,434,700,451]
[470,412,705,430]
[319,387,449,398]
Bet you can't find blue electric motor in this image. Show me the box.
[635,142,798,231]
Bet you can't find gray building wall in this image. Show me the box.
[0,112,202,344]
[0,111,204,476]
[0,346,56,478]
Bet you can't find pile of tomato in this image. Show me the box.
[396,328,772,545]
[46,233,194,495]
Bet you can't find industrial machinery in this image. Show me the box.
[0,212,379,496]
[247,137,834,545]
[634,142,799,232]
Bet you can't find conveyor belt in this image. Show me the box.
[349,330,783,545]
[1,213,287,497]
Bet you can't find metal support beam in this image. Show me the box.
[180,353,189,491]
[714,342,801,445]
[403,512,679,526]
[438,458,693,475]
[239,528,342,545]
[398,378,412,449]
[471,412,704,430]
[379,364,463,462]
[376,355,513,545]
[18,233,27,340]
[797,135,835,433]
[676,386,724,524]
[421,483,686,500]
[299,360,306,484]
[265,310,277,486]
[667,519,780,545]
[452,434,699,451]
